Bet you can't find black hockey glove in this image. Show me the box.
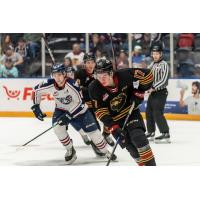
[109,125,126,148]
[57,111,73,126]
[31,104,47,121]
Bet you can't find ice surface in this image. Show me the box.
[0,117,200,166]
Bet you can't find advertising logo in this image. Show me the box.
[2,85,54,101]
[3,86,21,100]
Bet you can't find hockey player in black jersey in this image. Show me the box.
[74,53,115,147]
[31,63,117,164]
[89,58,156,166]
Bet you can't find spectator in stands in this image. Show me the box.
[95,48,106,61]
[9,33,24,47]
[65,43,85,70]
[1,34,14,54]
[64,57,76,72]
[117,50,129,69]
[64,57,73,68]
[1,47,23,76]
[140,33,151,57]
[132,45,146,68]
[23,34,41,58]
[150,33,163,45]
[90,34,105,56]
[0,58,19,78]
[15,38,31,62]
[179,81,200,114]
[132,33,143,48]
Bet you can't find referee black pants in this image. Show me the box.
[145,88,169,133]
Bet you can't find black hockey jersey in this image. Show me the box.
[74,68,95,107]
[88,68,153,128]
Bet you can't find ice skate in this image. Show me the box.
[65,146,77,164]
[146,132,155,141]
[90,141,106,156]
[106,151,117,161]
[154,133,171,144]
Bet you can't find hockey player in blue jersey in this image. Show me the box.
[31,63,117,164]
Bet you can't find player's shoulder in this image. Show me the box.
[35,78,55,90]
[75,68,86,77]
[88,79,101,91]
[66,77,76,85]
[66,78,80,89]
[159,60,168,67]
[88,80,104,99]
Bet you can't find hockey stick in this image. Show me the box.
[22,112,72,146]
[109,33,118,71]
[41,33,56,65]
[22,123,58,146]
[106,101,135,166]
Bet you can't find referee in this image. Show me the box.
[145,43,170,143]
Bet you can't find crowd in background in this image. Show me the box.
[1,33,200,78]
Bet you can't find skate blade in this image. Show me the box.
[154,138,171,144]
[147,137,155,142]
[65,155,77,165]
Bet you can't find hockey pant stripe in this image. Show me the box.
[135,159,145,166]
[60,136,71,146]
[139,148,155,164]
[96,140,107,149]
[88,130,108,154]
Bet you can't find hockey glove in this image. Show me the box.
[57,111,73,126]
[31,104,47,121]
[109,124,126,148]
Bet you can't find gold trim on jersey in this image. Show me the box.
[112,105,131,121]
[86,101,93,108]
[135,71,153,86]
[95,108,110,120]
[139,71,153,85]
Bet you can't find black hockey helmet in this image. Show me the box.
[95,58,113,74]
[151,43,163,52]
[51,63,66,74]
[83,53,95,63]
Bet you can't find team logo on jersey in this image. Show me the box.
[110,93,127,112]
[133,80,139,89]
[56,95,72,105]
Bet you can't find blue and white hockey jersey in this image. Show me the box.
[33,78,88,117]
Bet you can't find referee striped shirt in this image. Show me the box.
[148,60,169,91]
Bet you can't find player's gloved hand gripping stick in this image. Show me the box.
[106,101,135,166]
[22,109,73,146]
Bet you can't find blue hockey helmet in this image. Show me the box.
[51,63,66,74]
